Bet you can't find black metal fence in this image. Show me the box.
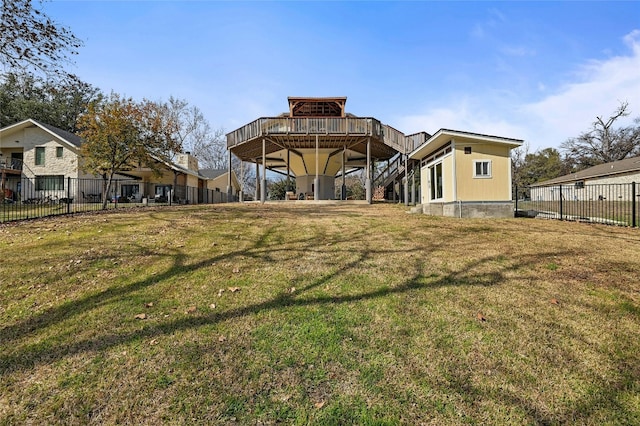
[515,182,639,227]
[1,177,236,223]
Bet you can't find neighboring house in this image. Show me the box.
[0,119,239,204]
[200,168,241,196]
[123,157,241,203]
[0,118,94,201]
[408,129,523,218]
[530,156,640,201]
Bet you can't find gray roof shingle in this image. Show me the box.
[533,156,640,186]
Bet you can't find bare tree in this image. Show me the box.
[561,101,640,169]
[231,155,256,199]
[155,97,228,169]
[0,0,82,77]
[190,125,227,170]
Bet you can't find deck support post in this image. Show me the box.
[287,149,291,192]
[239,159,244,203]
[410,172,416,205]
[404,154,409,206]
[314,135,319,200]
[366,137,372,204]
[261,138,267,203]
[341,145,347,200]
[227,150,232,202]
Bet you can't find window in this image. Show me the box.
[35,175,64,191]
[35,147,45,165]
[56,147,63,158]
[464,146,472,154]
[473,160,492,178]
[121,184,139,198]
[429,162,443,200]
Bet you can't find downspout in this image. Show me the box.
[450,139,457,216]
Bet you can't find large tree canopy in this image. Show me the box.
[0,71,102,131]
[561,102,640,170]
[0,0,82,77]
[78,94,182,209]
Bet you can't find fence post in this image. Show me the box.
[633,182,637,228]
[559,185,563,220]
[67,177,71,214]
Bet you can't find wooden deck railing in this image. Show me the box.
[227,117,415,153]
[406,132,429,154]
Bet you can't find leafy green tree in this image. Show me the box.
[78,93,181,209]
[268,178,296,200]
[561,101,640,170]
[1,0,82,78]
[0,72,102,130]
[512,147,572,197]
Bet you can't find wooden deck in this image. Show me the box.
[226,117,424,160]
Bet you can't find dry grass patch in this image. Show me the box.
[1,203,639,424]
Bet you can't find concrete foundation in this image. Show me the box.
[420,201,515,218]
[296,175,335,200]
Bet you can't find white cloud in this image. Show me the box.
[395,98,527,140]
[500,46,536,57]
[396,30,640,153]
[522,29,640,150]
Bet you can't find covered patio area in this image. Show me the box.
[226,97,419,202]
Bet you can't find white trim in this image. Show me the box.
[409,128,523,160]
[428,160,445,201]
[423,146,453,168]
[473,160,492,178]
[451,139,457,201]
[0,119,80,150]
[508,156,513,195]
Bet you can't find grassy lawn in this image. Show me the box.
[1,203,639,425]
[1,201,165,223]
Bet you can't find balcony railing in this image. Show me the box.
[0,158,23,171]
[227,117,419,151]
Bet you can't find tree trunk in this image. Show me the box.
[102,172,115,210]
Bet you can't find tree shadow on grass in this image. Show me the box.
[429,343,639,425]
[0,240,564,377]
[0,223,367,344]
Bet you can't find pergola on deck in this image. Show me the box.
[226,97,425,202]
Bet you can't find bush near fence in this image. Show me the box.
[1,177,236,223]
[515,182,639,227]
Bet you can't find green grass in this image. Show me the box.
[1,203,639,424]
[0,201,143,222]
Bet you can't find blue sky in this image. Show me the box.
[45,1,640,152]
